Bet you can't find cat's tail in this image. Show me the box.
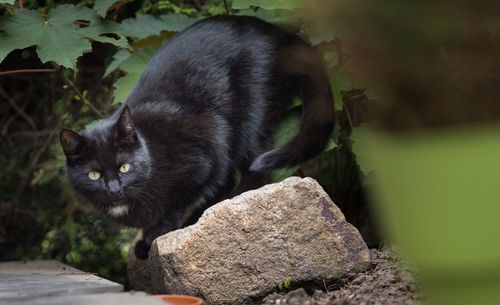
[250,45,335,172]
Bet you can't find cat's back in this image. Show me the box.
[125,16,300,110]
[142,15,297,80]
[152,15,292,63]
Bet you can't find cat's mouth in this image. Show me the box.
[107,202,129,218]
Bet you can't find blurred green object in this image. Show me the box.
[359,125,500,305]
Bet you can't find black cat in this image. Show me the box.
[60,15,334,259]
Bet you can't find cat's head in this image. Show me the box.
[60,106,152,219]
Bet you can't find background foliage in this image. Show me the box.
[0,0,372,284]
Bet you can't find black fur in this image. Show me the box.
[60,16,334,259]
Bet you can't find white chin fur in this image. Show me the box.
[108,205,129,217]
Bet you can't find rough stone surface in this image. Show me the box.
[128,177,371,305]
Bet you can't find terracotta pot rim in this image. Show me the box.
[155,294,204,305]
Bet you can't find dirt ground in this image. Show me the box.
[262,249,423,305]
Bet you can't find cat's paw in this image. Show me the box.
[134,239,151,260]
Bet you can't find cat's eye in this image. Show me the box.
[88,171,101,180]
[119,163,130,173]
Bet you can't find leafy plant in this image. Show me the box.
[0,4,127,69]
[120,13,197,39]
[275,276,293,292]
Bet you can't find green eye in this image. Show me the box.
[88,171,101,180]
[119,163,130,173]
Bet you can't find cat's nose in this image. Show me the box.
[107,179,122,194]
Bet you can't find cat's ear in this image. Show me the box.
[115,106,137,144]
[60,129,85,157]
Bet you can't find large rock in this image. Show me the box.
[128,177,371,305]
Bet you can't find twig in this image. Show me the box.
[343,100,354,130]
[0,95,29,136]
[2,112,19,135]
[192,0,203,10]
[58,70,104,119]
[0,88,37,129]
[9,131,56,210]
[0,68,57,76]
[322,278,329,292]
[73,20,91,26]
[223,0,230,15]
[18,0,23,9]
[7,130,58,137]
[1,86,32,135]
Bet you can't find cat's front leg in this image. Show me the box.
[134,239,152,260]
[135,219,178,259]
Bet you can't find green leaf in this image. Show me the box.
[0,0,15,4]
[104,49,131,77]
[0,5,128,69]
[267,109,303,182]
[120,14,197,39]
[283,276,292,289]
[325,137,337,152]
[119,47,156,74]
[159,14,197,32]
[112,47,157,103]
[235,8,301,28]
[290,97,301,108]
[274,112,301,146]
[94,0,119,17]
[79,20,128,48]
[232,0,303,10]
[0,10,43,62]
[271,165,299,182]
[113,72,141,104]
[50,4,98,23]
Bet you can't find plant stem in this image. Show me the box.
[59,70,104,119]
[0,88,37,129]
[0,68,57,76]
[9,131,55,211]
[343,102,354,130]
[223,0,230,15]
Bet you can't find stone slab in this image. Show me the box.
[0,260,123,303]
[5,292,170,305]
